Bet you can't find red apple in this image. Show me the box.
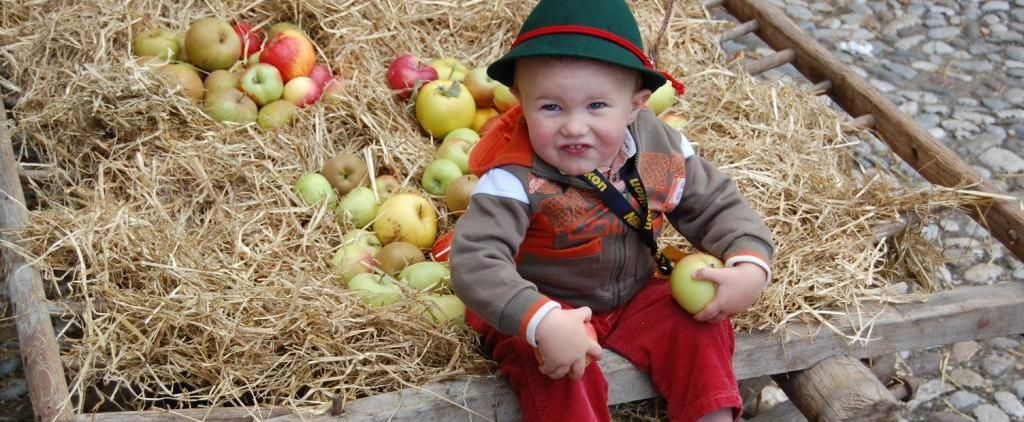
[283,76,321,107]
[386,53,438,100]
[320,76,345,104]
[260,28,316,82]
[232,21,265,57]
[309,64,333,88]
[463,66,501,108]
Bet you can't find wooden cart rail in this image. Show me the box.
[4,0,1024,421]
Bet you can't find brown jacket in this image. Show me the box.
[450,106,773,340]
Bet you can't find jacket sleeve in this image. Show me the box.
[449,169,555,339]
[667,154,775,278]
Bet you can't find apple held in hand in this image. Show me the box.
[240,63,284,105]
[670,253,724,314]
[336,186,379,228]
[260,28,316,82]
[257,99,298,130]
[374,241,425,275]
[347,273,402,307]
[430,57,468,81]
[204,88,258,123]
[421,158,462,196]
[185,17,241,72]
[386,53,438,100]
[232,21,265,57]
[283,76,321,107]
[416,294,465,324]
[154,63,204,101]
[374,193,438,249]
[399,261,450,291]
[292,172,337,209]
[322,153,368,195]
[646,81,677,115]
[133,27,179,60]
[415,80,475,139]
[445,174,478,213]
[436,136,473,174]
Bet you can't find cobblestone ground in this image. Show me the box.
[4,0,1024,421]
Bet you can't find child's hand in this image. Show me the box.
[692,263,767,323]
[533,307,603,380]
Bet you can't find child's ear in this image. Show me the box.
[630,89,652,120]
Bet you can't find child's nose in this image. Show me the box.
[559,115,588,137]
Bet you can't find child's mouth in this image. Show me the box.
[561,144,589,155]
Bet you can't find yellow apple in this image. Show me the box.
[646,81,677,115]
[415,294,465,324]
[669,253,723,314]
[373,193,438,249]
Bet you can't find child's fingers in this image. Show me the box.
[586,343,604,362]
[567,357,588,380]
[694,300,722,322]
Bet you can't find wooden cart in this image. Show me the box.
[4,0,1024,420]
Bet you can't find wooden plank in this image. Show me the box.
[72,407,291,422]
[79,283,1018,422]
[1,101,73,420]
[774,356,898,421]
[740,49,796,76]
[722,0,1024,262]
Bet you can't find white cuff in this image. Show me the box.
[725,255,772,287]
[525,301,561,347]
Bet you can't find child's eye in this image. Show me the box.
[540,104,561,111]
[588,102,608,110]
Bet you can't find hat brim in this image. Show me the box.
[488,33,666,93]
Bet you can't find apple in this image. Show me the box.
[336,186,379,228]
[283,76,321,107]
[154,63,204,101]
[374,175,401,200]
[257,99,298,130]
[373,193,438,249]
[374,241,425,275]
[267,22,302,39]
[341,229,382,251]
[204,69,239,93]
[660,112,687,130]
[429,57,468,81]
[320,76,345,104]
[203,88,258,123]
[472,108,500,133]
[399,261,450,291]
[415,80,476,138]
[646,81,677,115]
[416,294,465,324]
[239,63,284,105]
[445,174,478,213]
[173,31,188,62]
[322,153,368,195]
[260,28,316,82]
[292,172,337,209]
[492,83,518,112]
[232,21,265,57]
[670,253,724,314]
[331,244,378,281]
[442,127,480,145]
[309,64,333,89]
[437,137,473,174]
[185,17,242,72]
[430,231,453,263]
[347,273,402,307]
[386,53,438,100]
[133,27,179,60]
[463,66,501,108]
[421,158,462,196]
[247,51,260,65]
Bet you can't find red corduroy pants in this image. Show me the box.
[466,278,741,422]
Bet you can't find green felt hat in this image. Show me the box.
[488,0,683,94]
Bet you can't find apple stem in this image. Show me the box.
[442,80,461,98]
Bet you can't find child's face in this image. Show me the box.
[513,57,651,176]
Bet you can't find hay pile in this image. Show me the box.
[0,0,979,414]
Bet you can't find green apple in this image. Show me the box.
[185,17,242,71]
[154,63,204,101]
[292,172,337,209]
[669,253,724,314]
[133,27,179,60]
[398,261,449,291]
[443,127,481,145]
[436,137,473,174]
[204,69,239,93]
[373,193,438,249]
[173,31,188,62]
[203,88,257,123]
[429,57,468,81]
[257,99,298,130]
[331,244,378,281]
[336,186,379,228]
[374,175,401,200]
[239,63,284,105]
[416,294,465,324]
[646,81,677,115]
[322,153,368,195]
[341,229,382,251]
[445,174,478,213]
[374,241,425,275]
[347,273,402,307]
[421,158,462,196]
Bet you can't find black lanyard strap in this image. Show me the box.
[580,157,674,274]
